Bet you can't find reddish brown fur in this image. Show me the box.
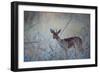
[64,37,82,48]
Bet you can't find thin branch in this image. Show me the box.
[60,14,73,36]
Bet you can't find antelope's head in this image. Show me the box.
[50,29,61,39]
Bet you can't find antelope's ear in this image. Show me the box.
[57,29,61,34]
[50,29,54,33]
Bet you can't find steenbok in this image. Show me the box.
[50,29,84,57]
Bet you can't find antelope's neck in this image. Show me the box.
[56,37,61,42]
